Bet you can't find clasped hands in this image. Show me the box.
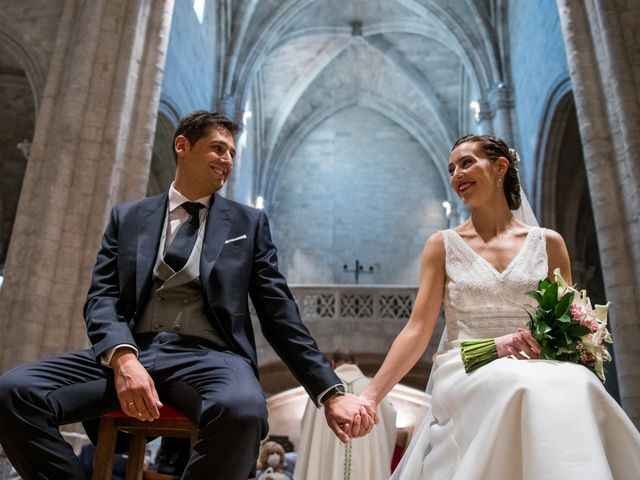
[323,393,378,443]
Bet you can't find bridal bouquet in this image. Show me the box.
[461,268,613,381]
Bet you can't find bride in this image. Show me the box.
[359,134,640,479]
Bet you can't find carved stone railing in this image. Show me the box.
[292,285,417,321]
[252,285,430,369]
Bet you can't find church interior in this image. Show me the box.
[0,0,639,476]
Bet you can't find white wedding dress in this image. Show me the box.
[392,227,640,480]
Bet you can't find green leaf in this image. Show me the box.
[540,344,556,359]
[568,323,591,337]
[535,320,551,338]
[526,290,543,303]
[524,304,536,320]
[556,313,571,324]
[538,278,551,290]
[538,308,552,318]
[540,282,559,310]
[563,330,574,346]
[554,291,574,317]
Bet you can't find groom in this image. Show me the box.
[0,110,375,479]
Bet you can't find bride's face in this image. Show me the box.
[448,141,503,207]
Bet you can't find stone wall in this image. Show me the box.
[269,106,448,285]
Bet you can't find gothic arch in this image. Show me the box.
[0,15,46,111]
[262,93,453,207]
[257,34,457,178]
[533,77,617,400]
[232,1,499,112]
[147,111,177,196]
[157,96,182,126]
[270,18,490,98]
[0,48,37,277]
[229,0,317,101]
[393,0,498,90]
[533,76,573,226]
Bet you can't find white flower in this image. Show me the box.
[554,268,613,382]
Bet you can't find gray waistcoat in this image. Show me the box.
[134,213,227,347]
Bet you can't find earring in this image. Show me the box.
[497,177,503,188]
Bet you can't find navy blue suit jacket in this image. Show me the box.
[83,192,339,402]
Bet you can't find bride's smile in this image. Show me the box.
[448,141,510,210]
[457,181,474,193]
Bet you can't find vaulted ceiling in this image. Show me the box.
[212,0,510,201]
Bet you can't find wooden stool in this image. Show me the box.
[92,405,197,480]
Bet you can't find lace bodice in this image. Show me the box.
[442,227,548,341]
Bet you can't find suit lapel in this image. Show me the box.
[136,194,167,303]
[201,193,234,281]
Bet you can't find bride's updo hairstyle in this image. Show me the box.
[452,134,522,211]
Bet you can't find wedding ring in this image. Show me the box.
[127,402,135,406]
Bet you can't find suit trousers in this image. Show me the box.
[0,332,268,480]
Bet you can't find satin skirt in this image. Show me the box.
[392,348,640,480]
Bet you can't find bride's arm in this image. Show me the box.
[360,232,446,407]
[546,229,572,285]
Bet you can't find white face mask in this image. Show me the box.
[267,453,281,468]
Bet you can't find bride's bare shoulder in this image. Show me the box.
[543,228,569,255]
[421,231,446,265]
[541,228,572,281]
[425,230,445,247]
[542,227,565,243]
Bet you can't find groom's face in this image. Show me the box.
[176,127,236,195]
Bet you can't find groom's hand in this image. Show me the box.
[111,348,162,421]
[324,393,378,443]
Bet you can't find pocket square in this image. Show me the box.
[225,234,247,244]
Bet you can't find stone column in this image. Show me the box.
[476,99,494,135]
[488,84,515,146]
[0,0,174,371]
[557,0,640,425]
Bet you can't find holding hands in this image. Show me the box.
[324,393,378,443]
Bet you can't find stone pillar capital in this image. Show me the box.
[488,83,514,110]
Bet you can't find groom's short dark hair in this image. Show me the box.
[172,110,240,162]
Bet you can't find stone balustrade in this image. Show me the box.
[253,285,443,395]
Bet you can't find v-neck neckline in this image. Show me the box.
[449,227,536,277]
